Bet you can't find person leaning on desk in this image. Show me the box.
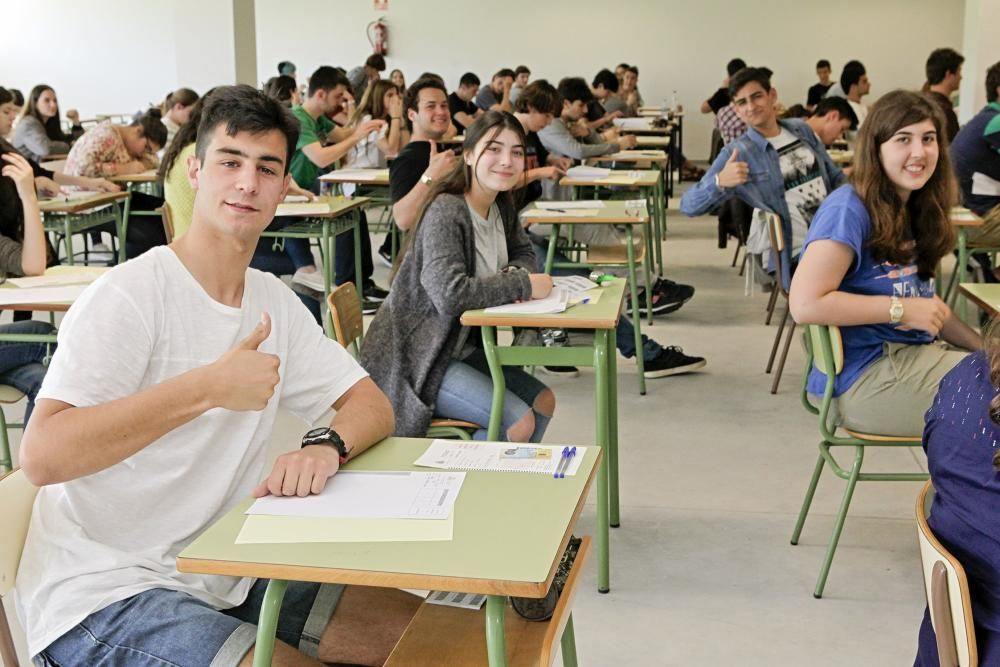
[13,85,395,667]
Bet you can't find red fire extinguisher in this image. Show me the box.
[369,19,388,56]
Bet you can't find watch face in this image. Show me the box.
[305,427,329,438]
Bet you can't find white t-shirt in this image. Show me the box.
[342,114,390,196]
[467,202,507,277]
[14,246,368,657]
[766,128,829,255]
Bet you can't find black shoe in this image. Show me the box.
[643,346,706,378]
[541,365,581,377]
[637,281,694,316]
[361,297,381,315]
[540,328,579,377]
[364,282,390,301]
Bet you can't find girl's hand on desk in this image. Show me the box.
[35,175,61,198]
[529,273,553,298]
[253,445,340,497]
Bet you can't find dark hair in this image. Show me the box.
[816,59,831,70]
[514,79,560,115]
[514,65,531,76]
[159,88,218,178]
[616,63,629,70]
[278,61,296,76]
[626,66,639,76]
[263,75,298,107]
[365,53,386,71]
[813,96,859,129]
[0,88,11,106]
[494,68,516,80]
[781,104,810,119]
[0,138,27,241]
[592,69,619,93]
[840,60,867,93]
[726,58,747,77]
[404,76,448,115]
[23,84,69,142]
[131,110,168,151]
[307,65,351,97]
[850,90,955,279]
[989,61,1000,103]
[394,111,527,277]
[162,88,199,115]
[557,77,594,105]
[459,72,480,88]
[926,48,964,86]
[728,67,771,99]
[9,89,22,106]
[193,85,300,175]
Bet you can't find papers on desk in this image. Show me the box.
[565,166,612,180]
[8,267,106,288]
[415,440,586,476]
[320,168,389,181]
[604,150,664,159]
[246,471,466,520]
[40,190,104,203]
[522,208,600,217]
[600,174,640,185]
[0,285,89,306]
[535,200,606,209]
[553,275,599,294]
[612,118,653,130]
[282,194,312,203]
[952,207,982,222]
[484,287,569,314]
[274,201,331,216]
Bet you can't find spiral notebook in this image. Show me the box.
[414,440,585,476]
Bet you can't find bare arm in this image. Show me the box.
[301,120,385,170]
[392,142,455,230]
[1,152,47,275]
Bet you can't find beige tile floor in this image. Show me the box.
[2,188,934,666]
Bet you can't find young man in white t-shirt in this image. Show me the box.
[14,85,395,667]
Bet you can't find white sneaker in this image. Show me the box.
[89,242,113,262]
[292,268,327,292]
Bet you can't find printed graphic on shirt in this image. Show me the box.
[873,262,935,300]
[773,136,828,251]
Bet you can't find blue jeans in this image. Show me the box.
[37,580,342,667]
[436,349,551,442]
[528,236,661,363]
[334,209,375,287]
[0,320,55,424]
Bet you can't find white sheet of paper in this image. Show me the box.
[612,118,654,130]
[566,166,612,179]
[245,471,465,520]
[606,150,664,158]
[282,194,312,203]
[235,514,454,544]
[320,169,389,181]
[414,440,585,476]
[8,268,106,289]
[274,202,331,216]
[0,285,88,305]
[535,200,606,210]
[972,172,1000,197]
[553,276,600,294]
[522,208,600,217]
[483,287,569,314]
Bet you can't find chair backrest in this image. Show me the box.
[326,282,363,354]
[0,469,37,598]
[806,324,844,378]
[916,481,978,667]
[765,213,789,297]
[160,202,175,244]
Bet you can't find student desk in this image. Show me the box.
[39,191,131,264]
[176,436,600,667]
[39,159,67,173]
[959,283,1000,318]
[461,278,628,594]
[827,149,854,167]
[319,169,400,259]
[0,265,107,316]
[949,207,986,321]
[559,169,665,278]
[585,149,671,244]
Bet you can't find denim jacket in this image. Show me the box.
[680,118,845,287]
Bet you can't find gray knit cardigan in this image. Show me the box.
[360,192,535,436]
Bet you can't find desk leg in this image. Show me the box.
[653,178,664,277]
[560,614,579,667]
[62,217,74,266]
[958,227,968,322]
[116,197,129,264]
[624,227,647,395]
[482,326,506,441]
[608,325,620,528]
[253,579,288,667]
[593,330,612,593]
[545,225,560,274]
[484,595,508,667]
[353,209,363,294]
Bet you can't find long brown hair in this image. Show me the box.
[349,79,397,126]
[390,111,527,281]
[849,89,956,279]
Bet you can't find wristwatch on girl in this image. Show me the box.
[889,296,904,324]
[301,427,351,463]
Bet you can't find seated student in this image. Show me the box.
[805,59,834,111]
[619,65,644,115]
[701,58,746,116]
[591,68,629,118]
[682,67,846,287]
[361,111,555,441]
[915,327,1000,666]
[160,88,199,148]
[262,74,301,108]
[951,61,1000,252]
[925,48,964,143]
[13,84,83,162]
[449,72,483,134]
[347,53,387,106]
[475,68,515,113]
[803,96,858,146]
[826,60,871,130]
[0,147,58,419]
[64,112,168,259]
[284,66,383,293]
[509,65,530,106]
[789,90,979,436]
[538,76,636,164]
[389,68,406,91]
[14,84,394,667]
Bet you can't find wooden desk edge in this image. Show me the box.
[459,313,620,329]
[521,215,649,224]
[0,303,71,312]
[40,192,130,214]
[959,284,997,314]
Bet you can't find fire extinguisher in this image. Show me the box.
[368,19,388,56]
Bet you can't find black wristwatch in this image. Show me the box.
[301,427,351,463]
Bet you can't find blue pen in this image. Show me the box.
[559,446,577,478]
[554,446,570,479]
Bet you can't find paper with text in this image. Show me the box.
[415,440,586,476]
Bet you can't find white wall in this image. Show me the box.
[958,0,1000,122]
[255,0,965,159]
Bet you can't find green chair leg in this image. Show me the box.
[791,452,825,545]
[0,406,10,472]
[253,579,289,667]
[813,446,864,599]
[560,613,579,667]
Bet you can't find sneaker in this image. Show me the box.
[540,328,579,377]
[88,242,113,263]
[637,280,694,316]
[643,346,706,378]
[363,282,390,301]
[361,298,380,315]
[292,268,327,292]
[377,247,393,267]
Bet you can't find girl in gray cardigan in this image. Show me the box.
[361,111,556,440]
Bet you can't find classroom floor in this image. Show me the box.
[2,182,931,666]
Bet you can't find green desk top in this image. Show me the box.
[460,278,626,330]
[560,169,660,187]
[960,283,1000,316]
[177,437,599,597]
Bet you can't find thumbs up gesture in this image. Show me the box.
[716,148,750,188]
[424,140,456,181]
[209,312,281,411]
